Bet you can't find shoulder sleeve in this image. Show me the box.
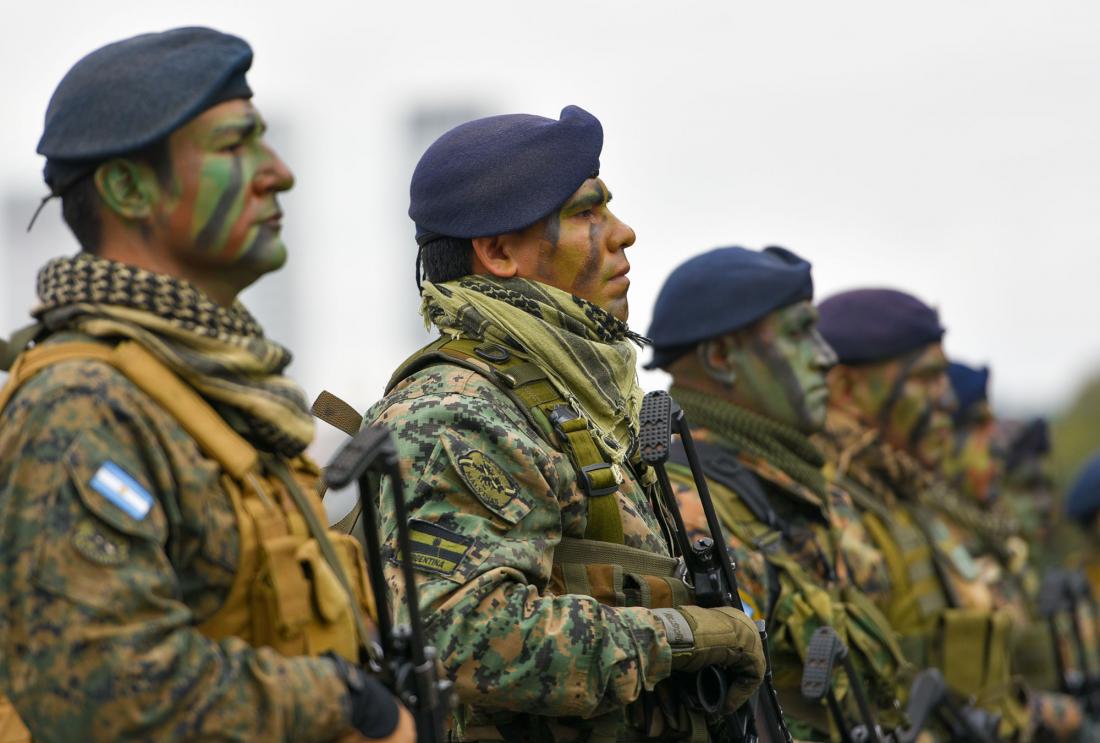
[370,364,672,717]
[0,360,356,742]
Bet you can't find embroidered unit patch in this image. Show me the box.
[455,449,518,512]
[71,518,130,566]
[404,519,473,577]
[90,461,154,520]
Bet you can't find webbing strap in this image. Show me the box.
[390,336,626,544]
[0,340,257,478]
[940,609,989,696]
[553,537,680,577]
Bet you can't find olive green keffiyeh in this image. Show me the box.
[421,276,647,463]
[33,253,314,457]
[671,385,828,498]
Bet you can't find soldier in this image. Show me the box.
[945,364,1091,738]
[1067,453,1100,595]
[813,289,1035,739]
[645,246,910,739]
[0,28,412,742]
[365,107,767,741]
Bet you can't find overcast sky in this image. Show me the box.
[3,0,1099,429]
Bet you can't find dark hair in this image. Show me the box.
[420,236,473,283]
[60,138,173,254]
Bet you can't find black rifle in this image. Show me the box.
[325,425,454,743]
[1039,568,1100,715]
[801,626,884,743]
[638,390,793,743]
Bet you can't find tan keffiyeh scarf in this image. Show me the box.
[33,253,314,457]
[420,276,647,463]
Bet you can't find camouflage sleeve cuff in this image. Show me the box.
[604,605,673,699]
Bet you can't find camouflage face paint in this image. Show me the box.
[154,100,294,277]
[944,408,1002,504]
[521,178,635,320]
[717,301,837,432]
[859,344,957,468]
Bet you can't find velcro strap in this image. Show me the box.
[653,608,694,648]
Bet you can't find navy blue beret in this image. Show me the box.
[1004,417,1051,474]
[1066,452,1100,524]
[948,361,990,423]
[39,27,253,194]
[645,246,815,370]
[817,288,945,365]
[409,105,602,245]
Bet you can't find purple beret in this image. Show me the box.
[409,105,602,245]
[816,288,945,364]
[645,246,814,369]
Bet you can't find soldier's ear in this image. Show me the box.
[94,159,158,221]
[471,235,520,278]
[699,335,738,385]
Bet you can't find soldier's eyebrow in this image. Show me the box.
[564,184,611,213]
[212,113,262,140]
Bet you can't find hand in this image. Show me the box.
[335,701,416,743]
[656,605,766,712]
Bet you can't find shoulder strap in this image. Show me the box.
[0,340,257,478]
[669,439,786,535]
[389,336,625,544]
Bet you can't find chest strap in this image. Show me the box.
[0,339,375,662]
[389,336,625,544]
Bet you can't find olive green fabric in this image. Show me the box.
[420,276,645,464]
[671,386,826,498]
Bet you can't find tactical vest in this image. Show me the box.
[664,445,909,740]
[390,337,705,743]
[841,477,1030,738]
[0,339,377,741]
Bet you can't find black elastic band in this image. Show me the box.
[26,193,56,233]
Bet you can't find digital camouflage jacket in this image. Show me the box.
[667,424,907,740]
[366,356,675,741]
[0,337,352,742]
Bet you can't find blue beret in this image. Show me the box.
[1066,452,1100,524]
[39,27,253,194]
[948,362,990,423]
[817,288,945,365]
[409,105,602,245]
[645,246,814,370]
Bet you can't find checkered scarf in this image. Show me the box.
[33,253,314,457]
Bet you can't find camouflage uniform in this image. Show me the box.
[816,406,1039,739]
[667,422,908,740]
[0,334,353,741]
[367,353,683,740]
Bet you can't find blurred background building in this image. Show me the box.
[3,0,1099,530]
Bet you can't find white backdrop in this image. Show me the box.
[3,0,1098,431]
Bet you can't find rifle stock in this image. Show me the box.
[639,390,792,743]
[326,425,454,743]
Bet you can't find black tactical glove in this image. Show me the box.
[325,652,401,738]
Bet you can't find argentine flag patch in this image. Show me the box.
[90,462,154,520]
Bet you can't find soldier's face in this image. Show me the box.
[149,99,294,282]
[849,344,957,468]
[948,409,1002,504]
[506,178,637,320]
[710,301,837,433]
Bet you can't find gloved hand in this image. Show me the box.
[654,606,766,712]
[325,652,413,741]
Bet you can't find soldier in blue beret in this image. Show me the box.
[365,110,767,741]
[0,28,412,743]
[647,247,928,738]
[814,290,1084,738]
